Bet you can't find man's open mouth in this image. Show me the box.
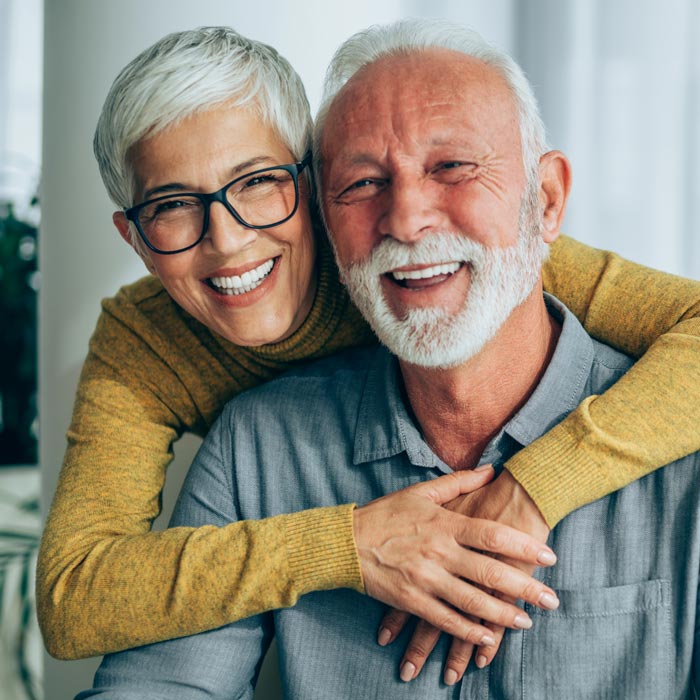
[386,261,463,288]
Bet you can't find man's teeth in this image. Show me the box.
[209,259,275,295]
[390,262,461,281]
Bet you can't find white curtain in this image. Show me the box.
[410,0,700,277]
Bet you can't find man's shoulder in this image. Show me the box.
[586,337,635,394]
[224,346,380,416]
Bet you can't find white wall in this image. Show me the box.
[40,2,515,698]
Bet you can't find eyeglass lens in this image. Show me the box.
[137,167,298,253]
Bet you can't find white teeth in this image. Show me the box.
[209,258,275,295]
[390,261,461,281]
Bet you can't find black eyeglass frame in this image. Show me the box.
[124,153,313,255]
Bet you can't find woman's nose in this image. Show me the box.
[204,201,258,255]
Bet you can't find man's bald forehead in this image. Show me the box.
[320,48,517,159]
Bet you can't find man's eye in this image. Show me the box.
[347,179,376,191]
[436,161,476,172]
[432,161,478,182]
[336,179,386,203]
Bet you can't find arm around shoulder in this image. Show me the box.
[509,235,700,526]
[36,301,363,659]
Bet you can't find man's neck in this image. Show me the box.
[399,289,561,470]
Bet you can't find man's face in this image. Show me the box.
[320,49,546,367]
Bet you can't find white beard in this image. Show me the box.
[337,187,548,369]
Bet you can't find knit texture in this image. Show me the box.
[37,235,700,659]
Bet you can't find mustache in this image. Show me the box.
[345,232,489,276]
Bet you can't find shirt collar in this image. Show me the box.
[352,294,596,470]
[353,346,450,470]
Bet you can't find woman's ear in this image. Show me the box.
[537,151,572,243]
[112,211,156,274]
[112,211,132,244]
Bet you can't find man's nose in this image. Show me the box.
[204,201,258,255]
[379,177,443,243]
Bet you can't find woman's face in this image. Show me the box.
[113,103,317,347]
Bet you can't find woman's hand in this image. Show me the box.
[354,466,558,656]
[375,468,557,684]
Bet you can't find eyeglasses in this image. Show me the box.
[125,153,312,255]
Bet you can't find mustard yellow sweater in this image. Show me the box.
[37,236,700,659]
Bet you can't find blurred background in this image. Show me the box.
[1,0,698,698]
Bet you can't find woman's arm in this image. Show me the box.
[36,364,360,659]
[512,234,700,526]
[37,293,556,660]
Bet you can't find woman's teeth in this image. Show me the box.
[390,261,461,281]
[209,258,275,295]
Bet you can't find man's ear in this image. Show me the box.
[537,151,572,243]
[112,211,156,274]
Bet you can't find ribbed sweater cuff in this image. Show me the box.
[283,504,364,595]
[506,422,614,529]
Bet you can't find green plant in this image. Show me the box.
[0,200,39,466]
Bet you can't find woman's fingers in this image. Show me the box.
[454,516,557,567]
[384,589,497,646]
[406,466,496,504]
[354,474,558,638]
[447,545,559,611]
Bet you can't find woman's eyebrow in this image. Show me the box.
[142,156,279,200]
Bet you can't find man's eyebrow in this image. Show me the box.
[337,153,379,167]
[141,156,279,200]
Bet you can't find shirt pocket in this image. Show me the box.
[522,579,672,700]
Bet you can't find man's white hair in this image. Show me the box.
[313,18,548,197]
[94,26,312,247]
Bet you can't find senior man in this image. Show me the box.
[80,19,700,700]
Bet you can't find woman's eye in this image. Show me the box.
[154,199,192,214]
[244,174,277,188]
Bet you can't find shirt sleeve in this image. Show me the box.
[36,304,362,660]
[507,235,700,526]
[75,415,273,700]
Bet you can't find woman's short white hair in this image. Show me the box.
[313,18,548,192]
[94,26,312,216]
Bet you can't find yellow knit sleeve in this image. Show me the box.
[36,304,362,660]
[506,234,700,527]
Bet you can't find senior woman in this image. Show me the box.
[38,26,700,665]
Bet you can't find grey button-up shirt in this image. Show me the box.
[81,296,700,699]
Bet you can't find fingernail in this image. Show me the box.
[480,633,496,646]
[476,654,488,669]
[539,592,560,610]
[444,669,458,686]
[537,549,557,566]
[474,463,493,472]
[377,627,392,646]
[514,613,532,629]
[400,662,416,682]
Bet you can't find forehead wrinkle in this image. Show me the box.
[322,49,523,183]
